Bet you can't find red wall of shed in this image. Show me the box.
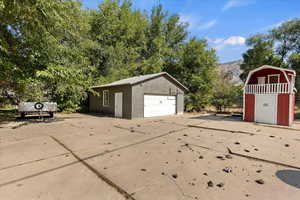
[248,68,287,84]
[244,94,255,122]
[277,94,290,126]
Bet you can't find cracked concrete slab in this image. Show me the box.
[169,127,248,153]
[84,129,300,200]
[0,154,125,200]
[184,115,300,141]
[1,113,300,200]
[115,120,186,136]
[227,134,300,169]
[51,127,146,158]
[0,136,68,170]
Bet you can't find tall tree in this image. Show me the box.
[240,34,282,82]
[0,0,94,110]
[1,0,220,112]
[288,53,300,95]
[137,4,167,74]
[271,19,300,62]
[241,18,300,99]
[162,14,188,76]
[89,0,148,81]
[212,68,243,112]
[179,38,218,111]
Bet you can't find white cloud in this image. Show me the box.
[222,0,254,11]
[222,36,246,45]
[179,14,197,29]
[212,36,246,50]
[198,20,217,30]
[180,14,217,31]
[212,38,224,44]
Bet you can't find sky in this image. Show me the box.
[82,0,300,63]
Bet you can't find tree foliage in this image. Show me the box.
[240,34,282,81]
[288,53,300,96]
[212,69,243,112]
[241,18,300,98]
[1,0,218,111]
[0,0,94,111]
[177,39,217,111]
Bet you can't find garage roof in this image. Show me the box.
[92,72,188,91]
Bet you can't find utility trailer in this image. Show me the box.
[18,102,57,118]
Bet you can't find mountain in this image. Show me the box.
[218,60,243,84]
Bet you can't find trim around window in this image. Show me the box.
[267,74,280,84]
[103,90,109,106]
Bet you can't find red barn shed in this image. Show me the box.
[243,65,296,126]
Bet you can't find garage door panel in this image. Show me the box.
[144,95,176,118]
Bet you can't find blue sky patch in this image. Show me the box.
[82,0,300,63]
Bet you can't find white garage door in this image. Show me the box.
[255,94,277,124]
[144,95,176,118]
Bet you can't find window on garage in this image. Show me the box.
[103,90,109,106]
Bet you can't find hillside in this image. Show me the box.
[218,60,243,84]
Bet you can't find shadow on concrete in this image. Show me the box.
[189,114,242,122]
[276,170,300,189]
[80,112,131,120]
[17,115,53,120]
[79,112,113,118]
[16,115,79,121]
[4,115,79,129]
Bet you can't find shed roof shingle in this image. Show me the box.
[91,72,188,91]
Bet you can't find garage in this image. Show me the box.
[89,72,188,119]
[144,95,176,117]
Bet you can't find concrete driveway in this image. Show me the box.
[0,113,300,200]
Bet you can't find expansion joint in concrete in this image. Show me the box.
[50,136,137,200]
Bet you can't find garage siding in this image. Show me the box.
[89,85,132,118]
[89,92,101,112]
[131,75,184,119]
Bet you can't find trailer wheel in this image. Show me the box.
[49,112,54,118]
[21,112,25,118]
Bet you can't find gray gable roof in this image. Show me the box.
[91,72,188,91]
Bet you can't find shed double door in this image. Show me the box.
[255,94,277,124]
[144,95,176,118]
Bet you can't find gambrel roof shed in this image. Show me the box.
[243,65,296,126]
